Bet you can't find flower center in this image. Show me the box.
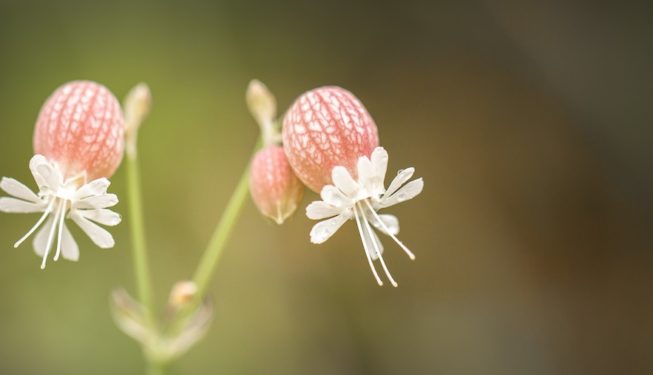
[54,186,76,201]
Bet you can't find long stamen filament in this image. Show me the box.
[41,200,63,269]
[353,205,383,286]
[14,199,55,248]
[358,202,398,287]
[54,200,67,261]
[364,199,416,260]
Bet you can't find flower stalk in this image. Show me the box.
[192,155,254,299]
[122,84,160,373]
[126,154,156,328]
[170,140,260,332]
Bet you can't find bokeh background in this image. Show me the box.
[0,1,651,374]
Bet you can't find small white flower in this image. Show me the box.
[306,147,423,287]
[0,155,121,269]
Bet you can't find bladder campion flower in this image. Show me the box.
[283,87,423,286]
[0,81,125,268]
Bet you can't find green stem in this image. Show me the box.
[126,154,159,373]
[127,155,155,322]
[168,140,259,337]
[192,153,254,298]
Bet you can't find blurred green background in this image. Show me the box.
[0,0,652,374]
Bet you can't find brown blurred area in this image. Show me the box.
[0,0,651,374]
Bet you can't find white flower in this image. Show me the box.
[306,147,423,287]
[0,155,121,269]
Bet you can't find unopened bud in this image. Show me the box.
[250,146,304,224]
[246,79,276,125]
[168,281,197,309]
[123,83,152,158]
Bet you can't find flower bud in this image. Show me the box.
[246,79,279,146]
[246,79,276,126]
[33,81,125,181]
[250,146,304,224]
[168,281,197,309]
[123,83,152,158]
[282,86,379,193]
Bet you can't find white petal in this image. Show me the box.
[0,177,40,202]
[371,147,389,181]
[309,214,349,244]
[71,211,115,248]
[60,222,79,261]
[379,178,423,209]
[29,155,49,189]
[35,160,63,192]
[306,201,341,220]
[0,197,46,213]
[331,166,359,197]
[74,178,110,200]
[320,185,352,208]
[367,147,389,196]
[77,208,122,226]
[356,156,374,188]
[366,212,400,236]
[33,217,55,257]
[75,194,118,209]
[384,168,415,198]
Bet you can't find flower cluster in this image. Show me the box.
[250,84,424,286]
[3,79,424,287]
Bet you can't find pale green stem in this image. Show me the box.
[192,150,255,298]
[126,154,159,373]
[171,140,260,331]
[127,155,155,322]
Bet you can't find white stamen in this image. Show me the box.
[54,200,67,261]
[364,199,416,260]
[353,206,383,286]
[14,199,55,248]
[358,202,398,287]
[41,200,63,269]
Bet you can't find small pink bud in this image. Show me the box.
[33,81,125,181]
[250,146,304,224]
[282,86,379,193]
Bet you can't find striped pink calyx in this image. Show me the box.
[250,146,304,224]
[33,81,125,181]
[282,86,379,193]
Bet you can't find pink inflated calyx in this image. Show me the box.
[250,146,304,224]
[33,81,125,181]
[282,86,379,193]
